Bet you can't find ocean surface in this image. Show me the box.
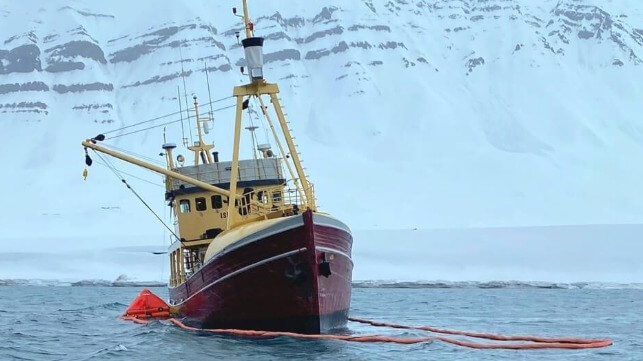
[1,286,641,360]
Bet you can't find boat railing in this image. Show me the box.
[239,183,315,218]
[283,183,314,210]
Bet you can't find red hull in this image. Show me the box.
[169,210,353,333]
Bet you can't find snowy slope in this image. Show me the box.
[0,0,642,280]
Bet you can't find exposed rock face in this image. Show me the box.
[0,0,641,234]
[53,82,114,94]
[0,0,640,124]
[0,102,48,115]
[546,2,642,63]
[0,44,42,74]
[0,82,49,94]
[466,56,485,73]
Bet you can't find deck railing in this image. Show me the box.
[239,183,315,219]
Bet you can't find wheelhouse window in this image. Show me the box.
[195,197,207,211]
[257,191,267,204]
[179,199,191,213]
[272,191,282,203]
[211,195,223,209]
[243,187,254,203]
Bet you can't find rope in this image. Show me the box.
[92,151,180,241]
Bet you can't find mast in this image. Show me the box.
[242,0,252,38]
[226,0,316,229]
[187,97,214,165]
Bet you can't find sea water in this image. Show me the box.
[0,286,640,360]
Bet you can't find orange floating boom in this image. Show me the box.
[120,289,612,350]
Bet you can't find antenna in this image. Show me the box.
[187,96,214,165]
[177,86,188,147]
[204,61,215,141]
[235,0,264,82]
[245,124,260,179]
[178,44,194,144]
[242,0,253,38]
[245,125,259,161]
[232,1,253,38]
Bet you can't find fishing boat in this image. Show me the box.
[82,1,353,333]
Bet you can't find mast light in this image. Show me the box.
[241,37,265,81]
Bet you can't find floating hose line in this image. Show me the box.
[120,289,612,350]
[347,317,613,349]
[121,315,612,349]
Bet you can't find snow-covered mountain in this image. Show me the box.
[1,0,642,275]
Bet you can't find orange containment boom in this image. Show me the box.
[120,289,612,350]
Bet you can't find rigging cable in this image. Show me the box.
[92,150,181,242]
[101,96,232,135]
[177,86,187,145]
[204,61,216,143]
[246,100,260,158]
[252,96,272,148]
[178,44,194,144]
[103,144,166,166]
[105,104,236,140]
[93,158,164,188]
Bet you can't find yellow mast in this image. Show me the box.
[269,93,315,210]
[257,96,305,202]
[226,0,316,220]
[242,0,252,38]
[225,93,245,229]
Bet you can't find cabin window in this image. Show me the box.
[179,199,191,213]
[272,191,282,203]
[211,195,223,209]
[257,191,267,204]
[238,196,249,216]
[243,188,253,215]
[195,197,207,211]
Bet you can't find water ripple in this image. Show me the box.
[0,287,640,360]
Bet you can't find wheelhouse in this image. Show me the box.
[165,157,308,286]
